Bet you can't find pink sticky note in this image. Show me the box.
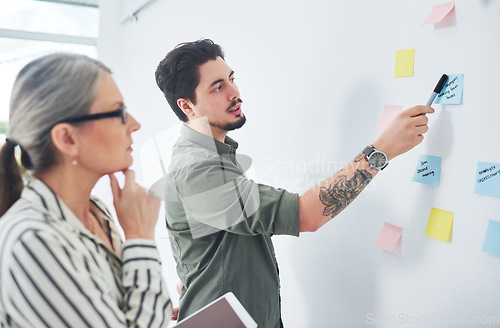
[378,105,402,130]
[375,222,402,252]
[421,1,455,26]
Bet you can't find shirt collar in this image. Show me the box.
[181,124,238,155]
[22,178,76,223]
[22,178,122,253]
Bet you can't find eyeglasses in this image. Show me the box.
[42,106,128,137]
[57,106,127,125]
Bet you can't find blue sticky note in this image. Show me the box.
[412,155,441,186]
[474,162,500,198]
[482,220,500,257]
[434,73,464,105]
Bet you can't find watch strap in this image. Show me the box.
[362,145,388,170]
[362,145,375,157]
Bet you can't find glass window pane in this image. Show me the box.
[0,37,97,128]
[0,0,99,38]
[0,0,98,140]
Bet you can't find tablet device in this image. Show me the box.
[174,292,257,328]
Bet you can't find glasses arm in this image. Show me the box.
[60,109,124,124]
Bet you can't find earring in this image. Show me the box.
[72,159,77,166]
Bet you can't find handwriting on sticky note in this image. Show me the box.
[474,162,500,198]
[425,207,453,242]
[378,105,402,130]
[421,1,455,26]
[375,222,402,253]
[394,49,415,78]
[482,220,500,257]
[412,155,441,186]
[477,165,500,183]
[434,74,463,105]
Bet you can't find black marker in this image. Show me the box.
[426,74,448,106]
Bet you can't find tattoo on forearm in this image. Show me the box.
[319,169,373,218]
[354,152,364,162]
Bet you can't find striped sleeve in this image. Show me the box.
[122,239,172,327]
[4,229,171,327]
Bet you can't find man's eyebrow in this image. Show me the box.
[209,70,235,88]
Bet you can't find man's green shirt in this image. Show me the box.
[165,125,300,327]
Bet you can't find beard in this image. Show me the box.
[209,98,246,131]
[209,113,246,131]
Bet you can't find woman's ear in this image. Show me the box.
[177,98,196,118]
[50,123,79,158]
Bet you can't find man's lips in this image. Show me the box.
[228,103,242,115]
[227,98,243,114]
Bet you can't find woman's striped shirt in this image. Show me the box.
[0,179,172,327]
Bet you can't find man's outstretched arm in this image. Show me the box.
[299,105,434,232]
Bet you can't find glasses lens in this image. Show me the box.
[121,106,127,124]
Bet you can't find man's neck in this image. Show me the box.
[185,118,227,143]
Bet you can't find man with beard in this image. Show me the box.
[155,39,433,327]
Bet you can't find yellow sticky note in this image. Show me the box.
[425,207,453,242]
[394,49,415,77]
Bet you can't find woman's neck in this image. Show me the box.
[37,165,99,220]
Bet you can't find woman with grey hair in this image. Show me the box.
[0,53,172,327]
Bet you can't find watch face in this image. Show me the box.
[369,151,387,168]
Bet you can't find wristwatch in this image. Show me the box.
[362,145,388,170]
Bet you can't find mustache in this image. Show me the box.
[226,98,243,112]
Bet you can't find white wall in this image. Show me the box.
[97,0,500,327]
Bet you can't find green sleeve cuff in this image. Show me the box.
[273,190,300,237]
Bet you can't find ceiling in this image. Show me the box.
[33,0,98,8]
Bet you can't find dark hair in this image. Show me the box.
[155,39,224,122]
[0,141,24,216]
[0,53,110,216]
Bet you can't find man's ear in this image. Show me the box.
[50,123,79,158]
[177,98,196,118]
